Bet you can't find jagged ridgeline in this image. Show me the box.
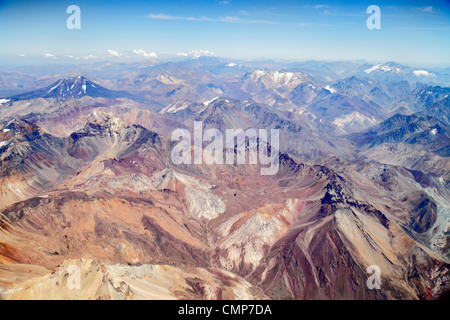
[0,59,448,300]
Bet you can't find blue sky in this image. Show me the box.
[0,0,449,66]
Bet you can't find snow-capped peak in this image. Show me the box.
[248,70,307,87]
[203,97,219,106]
[324,85,336,93]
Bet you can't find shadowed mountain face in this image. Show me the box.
[0,60,449,300]
[348,97,450,175]
[161,97,353,160]
[0,115,448,300]
[0,114,163,210]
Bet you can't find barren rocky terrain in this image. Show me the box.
[0,60,448,300]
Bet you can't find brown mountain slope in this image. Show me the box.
[0,114,448,300]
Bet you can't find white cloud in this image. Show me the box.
[16,53,26,57]
[248,19,274,24]
[132,49,157,58]
[148,13,181,20]
[44,53,57,59]
[107,49,121,57]
[106,49,159,59]
[148,13,274,24]
[67,54,97,60]
[422,6,433,12]
[413,70,434,77]
[223,16,241,22]
[177,50,217,59]
[303,4,330,10]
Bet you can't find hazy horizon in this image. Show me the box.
[1,56,449,72]
[1,0,449,67]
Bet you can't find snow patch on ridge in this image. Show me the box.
[324,85,336,93]
[161,101,190,114]
[365,64,398,74]
[203,97,219,106]
[48,80,63,93]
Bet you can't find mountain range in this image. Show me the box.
[0,58,448,300]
